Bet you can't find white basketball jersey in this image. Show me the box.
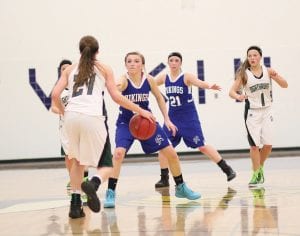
[244,66,272,109]
[65,64,106,116]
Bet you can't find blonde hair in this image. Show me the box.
[124,51,145,65]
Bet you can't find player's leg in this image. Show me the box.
[257,145,272,184]
[80,116,107,213]
[198,144,236,181]
[245,108,262,186]
[155,152,170,188]
[154,124,181,188]
[64,112,86,218]
[103,147,126,208]
[181,118,236,181]
[248,146,261,186]
[159,145,201,200]
[258,107,274,183]
[104,123,134,208]
[69,160,86,218]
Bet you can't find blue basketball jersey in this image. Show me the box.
[164,73,205,148]
[115,74,170,153]
[165,72,195,114]
[117,74,151,124]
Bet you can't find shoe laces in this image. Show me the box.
[107,189,115,198]
[180,183,192,193]
[250,171,259,182]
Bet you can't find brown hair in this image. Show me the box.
[236,59,250,86]
[236,45,262,86]
[74,35,99,91]
[168,52,182,62]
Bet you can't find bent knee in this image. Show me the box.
[263,145,272,150]
[250,146,260,151]
[198,146,207,153]
[113,149,125,162]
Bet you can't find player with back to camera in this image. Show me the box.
[52,60,89,191]
[83,51,201,210]
[154,52,236,188]
[229,46,288,187]
[51,36,154,219]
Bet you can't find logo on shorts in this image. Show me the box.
[193,136,201,144]
[155,135,164,145]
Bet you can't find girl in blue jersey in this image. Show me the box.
[229,46,288,187]
[154,52,236,188]
[52,36,154,219]
[83,51,201,210]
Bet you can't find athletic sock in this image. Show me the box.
[90,176,101,190]
[161,168,169,176]
[217,159,229,172]
[108,178,118,191]
[173,174,184,186]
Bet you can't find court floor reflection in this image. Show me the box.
[0,156,300,235]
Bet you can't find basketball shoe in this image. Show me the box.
[104,189,116,208]
[248,170,260,187]
[258,166,265,184]
[155,174,170,188]
[175,182,201,200]
[69,193,85,219]
[225,165,236,182]
[81,180,101,212]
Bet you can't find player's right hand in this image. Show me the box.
[139,109,156,123]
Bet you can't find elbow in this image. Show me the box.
[51,90,59,100]
[228,91,234,99]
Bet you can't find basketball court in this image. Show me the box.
[1,154,300,235]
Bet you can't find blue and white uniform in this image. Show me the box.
[163,72,205,148]
[244,66,273,146]
[115,74,170,154]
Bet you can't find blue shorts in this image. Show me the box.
[163,111,205,148]
[115,122,170,154]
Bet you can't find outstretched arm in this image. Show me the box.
[184,72,221,90]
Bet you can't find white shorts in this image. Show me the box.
[64,111,107,167]
[245,106,273,147]
[59,115,69,155]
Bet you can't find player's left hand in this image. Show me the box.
[269,68,278,78]
[165,120,177,136]
[209,83,221,91]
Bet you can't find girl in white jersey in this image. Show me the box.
[229,46,288,187]
[51,36,154,219]
[54,60,73,178]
